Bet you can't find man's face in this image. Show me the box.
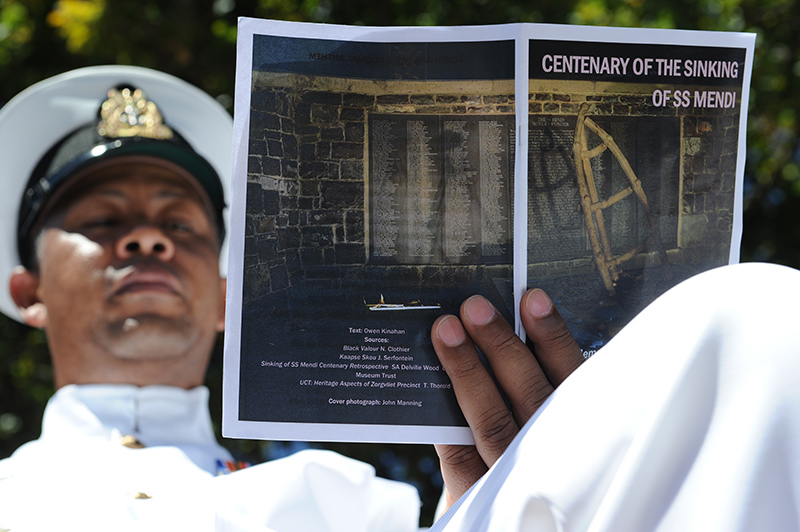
[26,157,226,387]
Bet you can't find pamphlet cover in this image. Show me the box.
[223,18,755,444]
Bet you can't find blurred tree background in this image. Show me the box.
[0,0,797,526]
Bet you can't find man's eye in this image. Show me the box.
[166,221,192,233]
[82,218,119,228]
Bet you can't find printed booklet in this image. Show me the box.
[223,18,755,444]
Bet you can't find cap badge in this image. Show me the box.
[97,87,174,140]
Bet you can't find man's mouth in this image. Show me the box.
[113,267,182,297]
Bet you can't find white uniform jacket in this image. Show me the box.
[0,384,420,531]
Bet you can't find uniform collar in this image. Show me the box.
[40,384,227,462]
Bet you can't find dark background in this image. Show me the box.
[1,1,798,526]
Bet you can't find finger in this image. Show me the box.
[434,443,488,506]
[432,314,520,466]
[521,288,584,386]
[459,295,554,426]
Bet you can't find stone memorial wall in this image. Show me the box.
[242,74,739,302]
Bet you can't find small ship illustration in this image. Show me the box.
[364,294,441,311]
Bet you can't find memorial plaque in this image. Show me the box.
[480,119,514,259]
[370,118,402,260]
[405,118,442,262]
[369,114,513,265]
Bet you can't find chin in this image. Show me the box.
[103,316,201,361]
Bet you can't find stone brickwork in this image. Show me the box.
[243,75,740,302]
[244,76,514,302]
[529,81,739,251]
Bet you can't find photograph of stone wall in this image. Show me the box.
[523,78,741,351]
[241,73,741,356]
[243,74,516,315]
[527,80,738,278]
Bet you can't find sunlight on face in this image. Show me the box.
[30,158,226,387]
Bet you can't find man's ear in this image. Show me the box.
[216,277,226,332]
[9,266,48,328]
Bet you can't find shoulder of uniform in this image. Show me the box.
[0,455,15,481]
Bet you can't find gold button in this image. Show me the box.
[120,435,145,449]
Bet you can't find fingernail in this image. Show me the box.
[526,289,553,319]
[436,316,466,346]
[463,295,495,326]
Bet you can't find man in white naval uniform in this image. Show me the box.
[4,65,800,532]
[0,66,419,531]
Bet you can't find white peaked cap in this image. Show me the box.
[0,65,233,322]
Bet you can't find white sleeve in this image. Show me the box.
[213,448,421,532]
[433,262,800,532]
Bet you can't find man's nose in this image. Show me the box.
[115,226,176,261]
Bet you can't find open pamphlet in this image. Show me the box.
[223,18,755,444]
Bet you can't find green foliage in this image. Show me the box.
[0,315,50,456]
[1,0,799,525]
[0,1,34,63]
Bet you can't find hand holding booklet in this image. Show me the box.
[222,18,755,444]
